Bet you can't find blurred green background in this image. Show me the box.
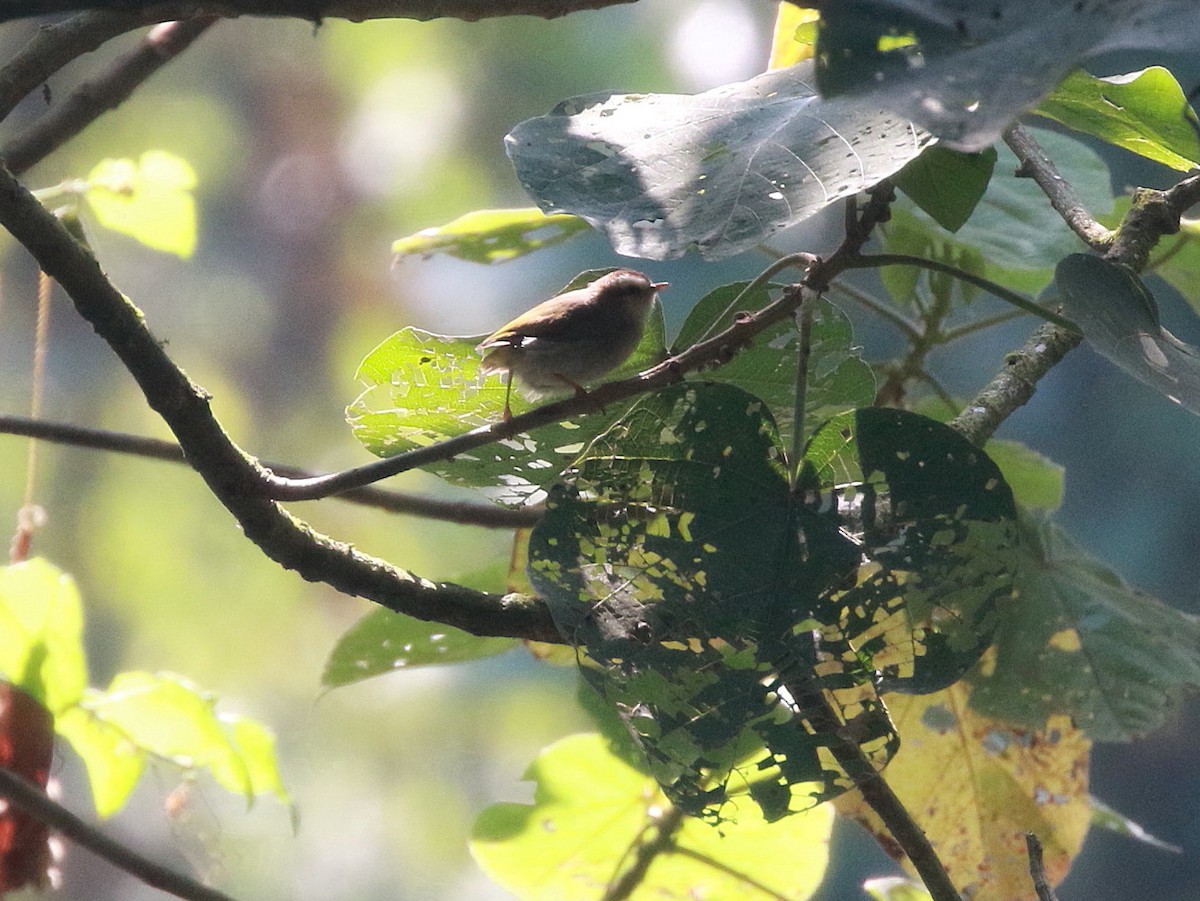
[1,3,1198,898]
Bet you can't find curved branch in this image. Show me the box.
[2,16,218,174]
[0,11,144,124]
[0,767,236,901]
[0,163,559,642]
[0,0,636,25]
[0,413,540,528]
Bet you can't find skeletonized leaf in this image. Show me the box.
[506,61,932,261]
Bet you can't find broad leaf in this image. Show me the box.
[56,706,144,818]
[323,609,515,687]
[893,146,996,233]
[471,733,834,901]
[1056,253,1200,415]
[767,5,820,70]
[1035,68,1200,172]
[0,559,87,714]
[969,516,1200,741]
[75,671,290,809]
[506,61,933,261]
[348,272,667,504]
[815,0,1200,150]
[671,284,875,446]
[985,441,1065,513]
[530,384,1017,820]
[85,151,197,258]
[835,685,1090,901]
[392,208,590,264]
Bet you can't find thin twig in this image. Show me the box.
[0,11,143,124]
[1025,833,1060,901]
[0,413,540,528]
[2,16,219,174]
[601,806,686,901]
[845,252,1078,332]
[1003,124,1113,251]
[0,163,559,642]
[0,767,238,901]
[827,279,922,341]
[939,308,1025,343]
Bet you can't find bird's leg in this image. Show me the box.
[553,373,605,413]
[502,373,515,422]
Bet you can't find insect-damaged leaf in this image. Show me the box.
[529,384,1018,821]
[506,61,932,261]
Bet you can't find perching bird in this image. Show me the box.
[477,268,667,421]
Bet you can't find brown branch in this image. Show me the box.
[0,0,636,25]
[2,16,218,175]
[1025,833,1060,901]
[0,413,540,528]
[0,767,238,901]
[1003,124,1113,252]
[601,806,686,901]
[0,163,560,642]
[0,11,144,124]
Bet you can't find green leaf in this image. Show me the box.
[507,60,933,260]
[1056,253,1200,415]
[471,733,833,901]
[985,440,1065,512]
[84,151,197,258]
[348,273,667,504]
[78,671,290,808]
[894,146,997,232]
[969,516,1200,741]
[884,129,1113,296]
[56,706,145,818]
[1035,68,1200,171]
[815,0,1200,151]
[671,284,875,447]
[530,384,1017,819]
[392,208,590,264]
[322,609,516,687]
[0,558,87,714]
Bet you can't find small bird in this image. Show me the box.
[477,269,667,421]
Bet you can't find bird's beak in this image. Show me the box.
[652,281,669,291]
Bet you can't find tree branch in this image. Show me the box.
[1025,833,1060,901]
[0,767,237,901]
[0,413,540,528]
[0,11,145,124]
[0,0,636,26]
[0,163,559,642]
[1003,124,1113,252]
[2,16,218,175]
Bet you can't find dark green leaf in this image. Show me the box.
[529,384,1017,820]
[322,609,516,687]
[894,146,996,233]
[969,516,1200,740]
[815,0,1200,150]
[506,61,933,261]
[1035,68,1200,172]
[1056,253,1200,415]
[672,283,875,446]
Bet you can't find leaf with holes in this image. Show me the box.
[671,284,875,448]
[347,270,666,504]
[529,384,1018,820]
[506,61,932,261]
[816,0,1200,150]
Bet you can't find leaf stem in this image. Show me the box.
[845,252,1078,332]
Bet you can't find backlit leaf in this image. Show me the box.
[85,151,197,258]
[392,208,590,264]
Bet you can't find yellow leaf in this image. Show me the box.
[85,151,198,258]
[767,4,820,71]
[835,684,1090,899]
